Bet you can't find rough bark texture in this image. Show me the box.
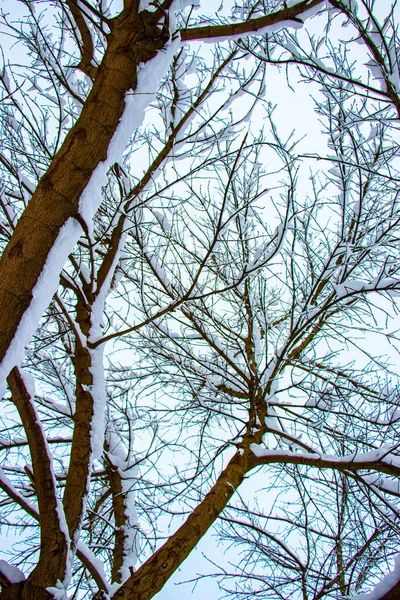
[66,0,98,78]
[63,340,95,544]
[0,8,169,367]
[0,7,169,600]
[2,2,398,600]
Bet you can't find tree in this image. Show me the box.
[0,0,399,599]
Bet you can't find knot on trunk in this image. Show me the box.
[116,9,171,64]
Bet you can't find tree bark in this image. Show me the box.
[4,369,69,599]
[0,8,169,371]
[180,0,324,41]
[112,448,257,600]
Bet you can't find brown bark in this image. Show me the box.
[105,448,133,583]
[252,450,400,477]
[66,0,98,79]
[0,0,328,381]
[108,441,400,600]
[108,463,128,583]
[2,2,396,599]
[330,0,400,120]
[63,341,96,543]
[0,468,107,593]
[180,0,325,42]
[61,259,97,541]
[6,368,69,600]
[0,7,169,369]
[376,581,400,600]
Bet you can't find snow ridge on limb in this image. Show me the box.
[0,6,174,397]
[108,436,400,600]
[249,444,400,477]
[0,0,327,405]
[108,447,255,600]
[105,428,139,587]
[350,553,400,600]
[180,0,326,42]
[0,464,109,594]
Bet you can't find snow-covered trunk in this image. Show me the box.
[105,434,139,585]
[0,7,171,395]
[63,228,127,552]
[63,334,99,547]
[3,369,70,600]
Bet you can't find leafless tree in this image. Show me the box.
[0,1,399,600]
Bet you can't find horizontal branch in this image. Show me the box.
[250,444,400,477]
[180,0,325,42]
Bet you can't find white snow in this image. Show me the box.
[0,218,82,397]
[46,580,68,600]
[0,560,25,584]
[362,473,400,496]
[79,36,180,226]
[350,553,400,599]
[106,427,140,584]
[19,370,72,592]
[87,228,123,457]
[334,279,367,297]
[249,444,400,472]
[76,542,109,591]
[0,22,180,399]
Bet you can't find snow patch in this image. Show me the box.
[350,553,400,599]
[79,35,180,226]
[0,560,25,584]
[0,218,82,398]
[0,28,180,398]
[46,580,68,600]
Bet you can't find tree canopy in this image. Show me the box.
[0,1,399,599]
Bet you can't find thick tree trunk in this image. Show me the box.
[0,8,169,600]
[0,8,168,373]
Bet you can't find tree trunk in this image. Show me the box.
[0,8,168,374]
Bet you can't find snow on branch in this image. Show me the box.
[250,444,400,477]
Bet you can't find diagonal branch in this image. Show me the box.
[111,448,255,600]
[108,441,400,599]
[66,0,98,79]
[7,368,69,595]
[104,444,138,584]
[0,8,169,385]
[0,464,108,592]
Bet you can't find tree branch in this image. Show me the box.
[180,0,325,42]
[112,448,254,600]
[66,0,98,79]
[7,368,69,596]
[250,446,400,478]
